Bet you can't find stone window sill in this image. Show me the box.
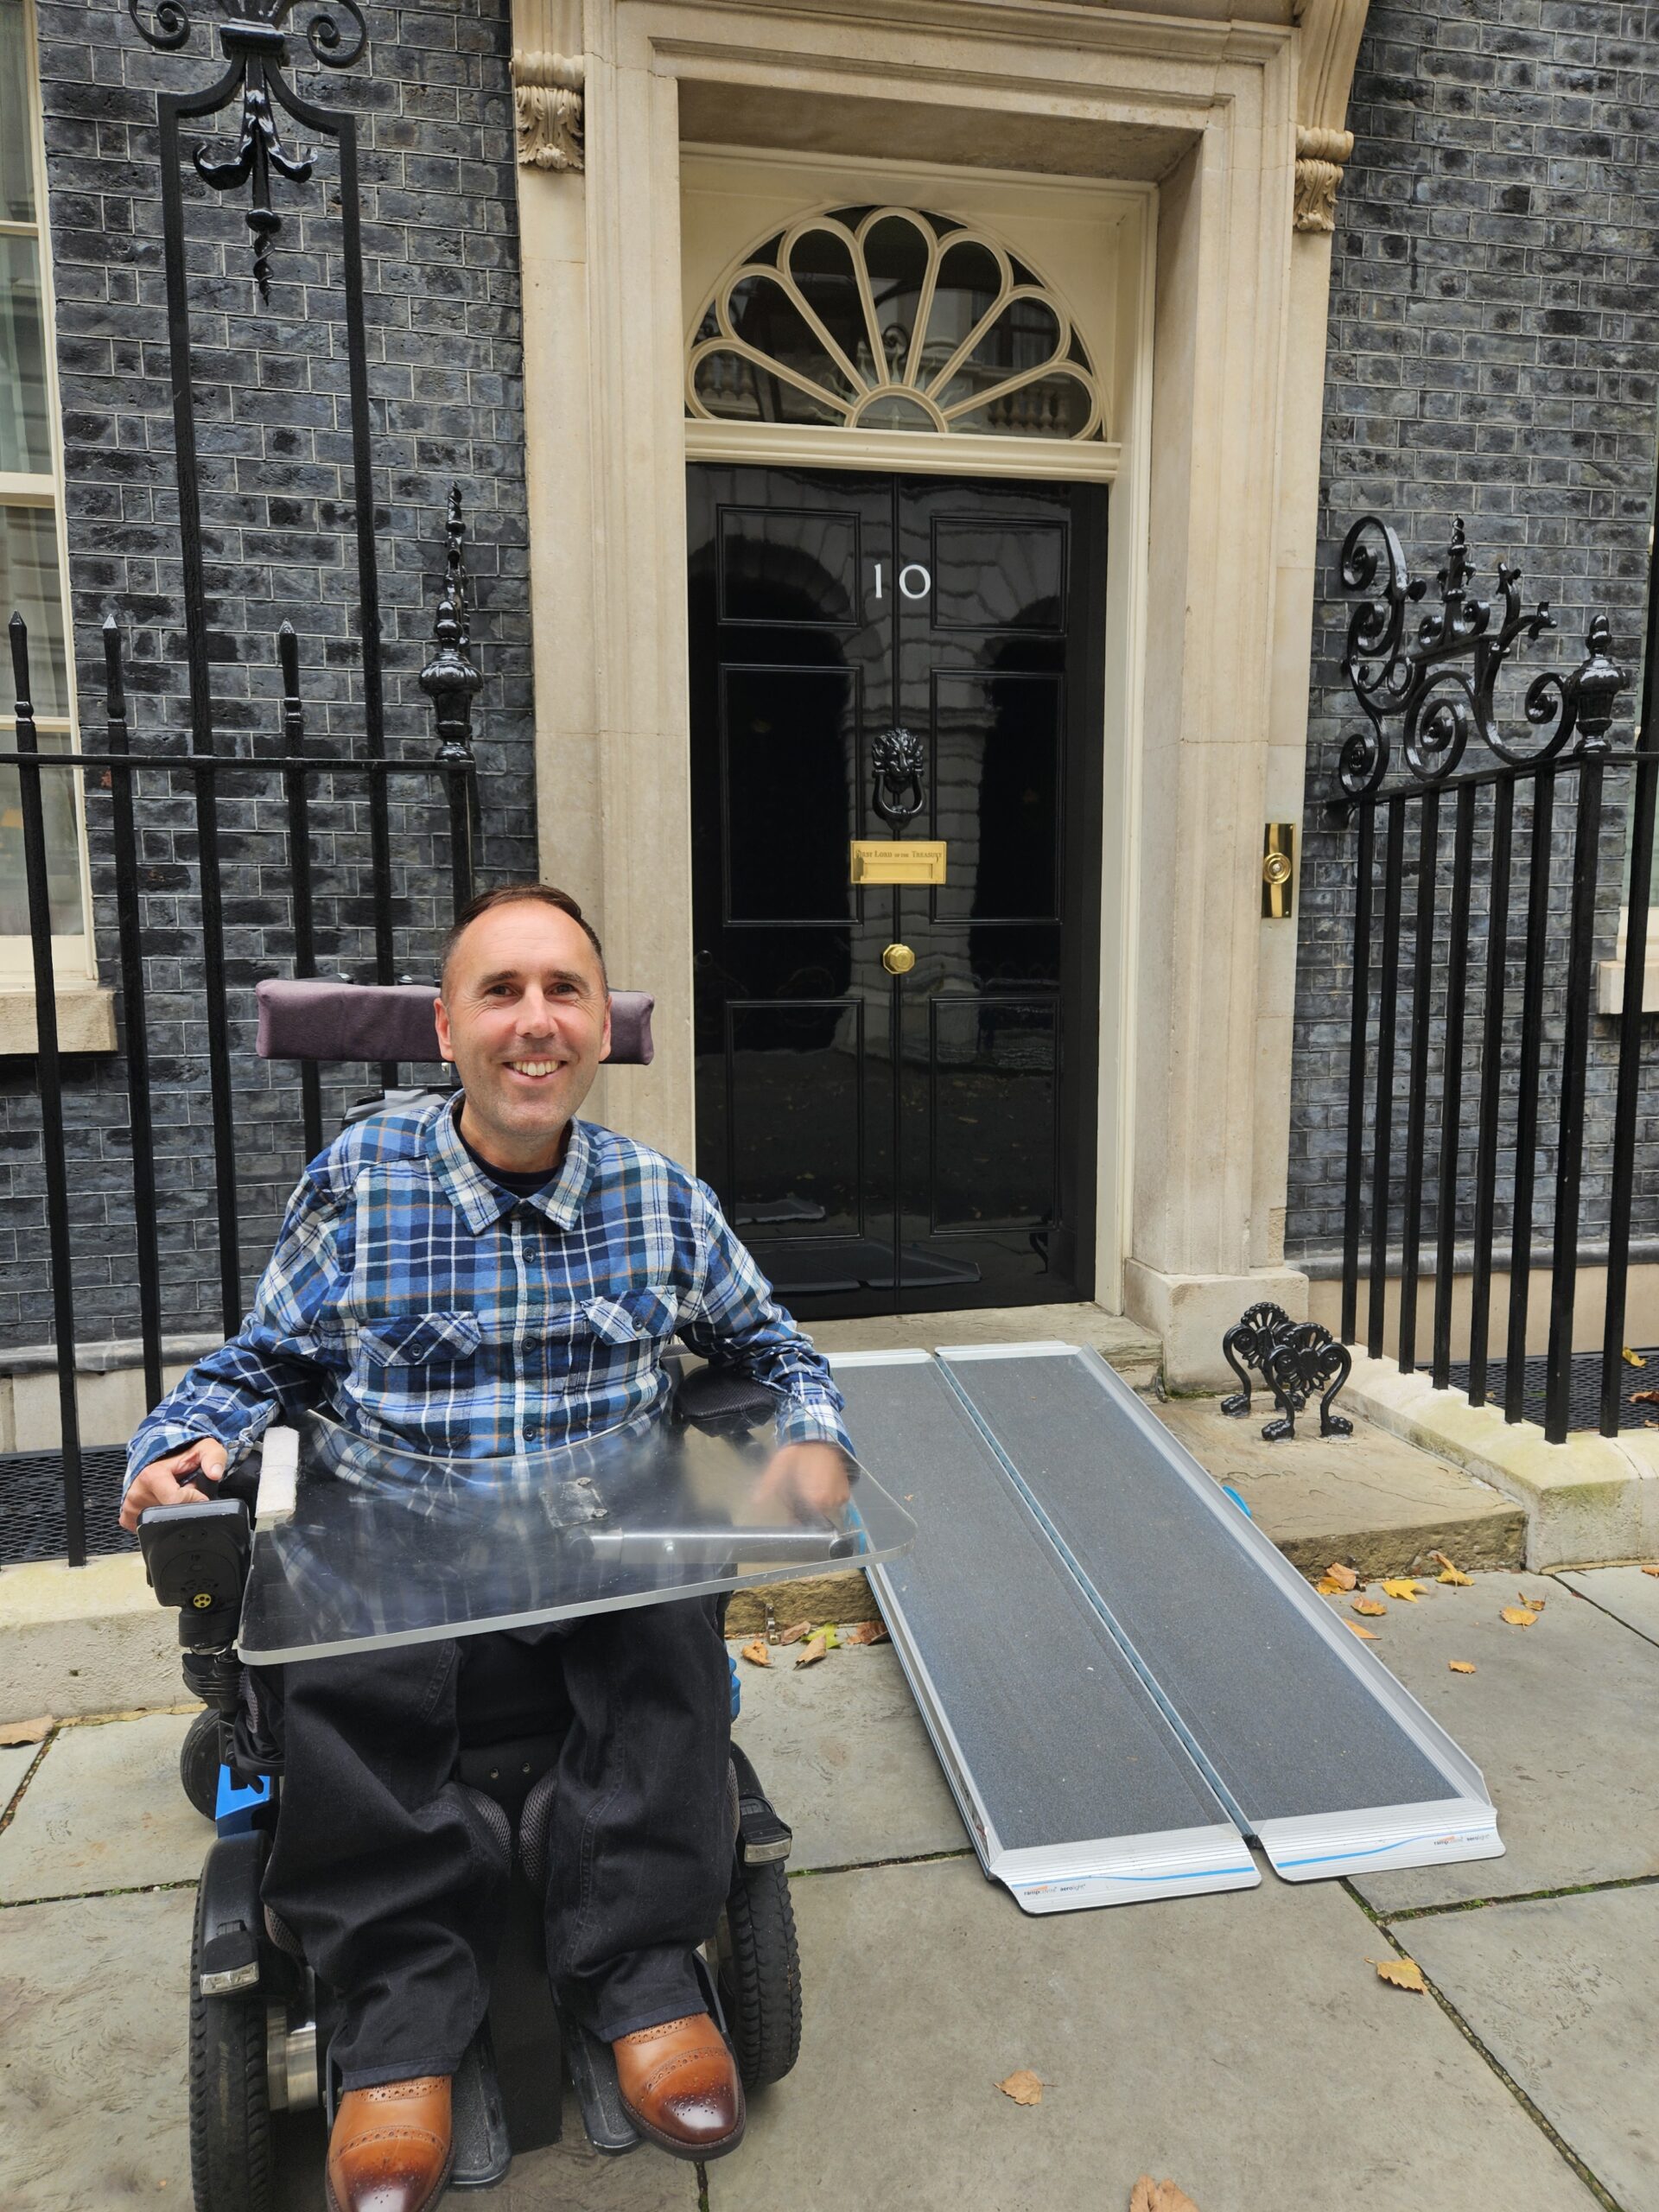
[0,985,118,1054]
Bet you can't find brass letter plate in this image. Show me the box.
[849,840,947,886]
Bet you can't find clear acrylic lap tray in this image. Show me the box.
[237,1409,915,1664]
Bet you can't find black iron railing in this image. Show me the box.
[3,494,480,1564]
[1331,514,1656,1444]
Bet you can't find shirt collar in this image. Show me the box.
[427,1094,601,1233]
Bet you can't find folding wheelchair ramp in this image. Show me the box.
[936,1344,1503,1883]
[830,1352,1258,1913]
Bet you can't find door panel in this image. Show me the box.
[690,462,1104,1321]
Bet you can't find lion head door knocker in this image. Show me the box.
[871,725,925,829]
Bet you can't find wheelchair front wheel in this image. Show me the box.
[189,1877,273,2212]
[180,1709,221,1822]
[717,1854,801,2088]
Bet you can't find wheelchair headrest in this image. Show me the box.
[255,978,655,1066]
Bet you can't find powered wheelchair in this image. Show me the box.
[134,980,808,2210]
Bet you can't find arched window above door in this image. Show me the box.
[687,206,1106,443]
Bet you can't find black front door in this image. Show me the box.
[688,463,1106,1322]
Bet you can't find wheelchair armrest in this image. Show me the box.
[138,1497,251,1652]
[672,1363,779,1437]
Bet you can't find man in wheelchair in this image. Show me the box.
[119,882,852,2212]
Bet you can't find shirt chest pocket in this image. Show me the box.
[581,1288,678,1348]
[356,1310,486,1369]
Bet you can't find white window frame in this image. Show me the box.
[1,0,98,995]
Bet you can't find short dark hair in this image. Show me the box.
[440,883,607,995]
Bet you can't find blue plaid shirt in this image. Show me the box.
[124,1096,849,1487]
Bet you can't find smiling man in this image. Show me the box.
[120,884,850,2212]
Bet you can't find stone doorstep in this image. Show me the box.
[0,1554,184,1727]
[1342,1352,1659,1573]
[1147,1394,1528,1579]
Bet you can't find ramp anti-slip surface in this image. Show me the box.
[830,1352,1257,1912]
[938,1344,1502,1882]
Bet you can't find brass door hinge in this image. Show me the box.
[1262,823,1295,918]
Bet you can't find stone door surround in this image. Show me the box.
[512,0,1370,1385]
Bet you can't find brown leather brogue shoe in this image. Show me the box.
[613,2012,746,2160]
[324,2074,454,2212]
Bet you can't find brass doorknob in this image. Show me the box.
[881,942,916,976]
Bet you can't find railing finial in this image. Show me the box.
[1331,514,1626,809]
[420,490,482,762]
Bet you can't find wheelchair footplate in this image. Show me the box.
[553,1952,732,2158]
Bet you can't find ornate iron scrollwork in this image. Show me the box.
[871,725,925,828]
[1332,515,1629,808]
[1221,1302,1353,1443]
[130,0,370,298]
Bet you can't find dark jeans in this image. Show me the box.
[250,1596,733,2090]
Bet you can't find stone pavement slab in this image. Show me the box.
[0,1708,206,1903]
[0,1738,38,1811]
[1325,1575,1659,1911]
[710,1857,1599,2212]
[732,1641,967,1871]
[1151,1398,1526,1577]
[1559,1563,1659,1649]
[0,1887,196,2211]
[1405,1886,1659,2212]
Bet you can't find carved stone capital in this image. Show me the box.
[514,48,584,171]
[1294,124,1354,232]
[1293,0,1368,231]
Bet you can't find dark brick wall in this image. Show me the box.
[2,0,535,1347]
[1287,0,1659,1270]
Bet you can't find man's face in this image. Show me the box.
[434,902,612,1167]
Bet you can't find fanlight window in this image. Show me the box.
[688,206,1104,442]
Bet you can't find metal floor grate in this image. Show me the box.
[0,1446,137,1564]
[1441,1348,1659,1433]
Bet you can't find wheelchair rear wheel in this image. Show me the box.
[718,1853,801,2088]
[188,1877,273,2212]
[180,1710,221,1822]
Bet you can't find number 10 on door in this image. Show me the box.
[873,563,931,602]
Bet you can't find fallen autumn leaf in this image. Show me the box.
[1352,1597,1388,1617]
[1624,1347,1647,1368]
[0,1714,51,1747]
[1325,1561,1360,1590]
[1500,1607,1538,1627]
[1370,1957,1427,1993]
[739,1639,771,1669]
[995,2069,1044,2107]
[1129,2178,1202,2212]
[778,1620,812,1646]
[795,1633,830,1668]
[1345,1620,1379,1640]
[1381,1579,1422,1602]
[842,1620,890,1645]
[1448,1661,1477,1674]
[1643,1566,1659,1580]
